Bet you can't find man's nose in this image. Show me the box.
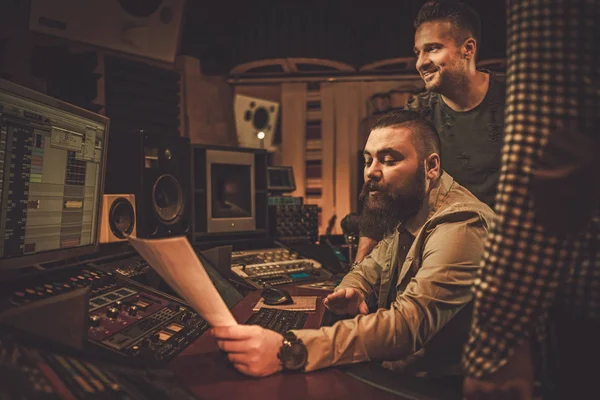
[416,53,429,73]
[365,160,382,181]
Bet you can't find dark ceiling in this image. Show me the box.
[180,0,507,75]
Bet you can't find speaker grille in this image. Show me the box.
[108,197,136,239]
[152,173,184,224]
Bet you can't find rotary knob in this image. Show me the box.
[129,305,138,316]
[106,307,119,319]
[89,315,101,328]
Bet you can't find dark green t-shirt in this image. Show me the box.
[405,72,505,207]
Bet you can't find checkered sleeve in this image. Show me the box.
[463,0,600,378]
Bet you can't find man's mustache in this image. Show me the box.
[364,181,383,192]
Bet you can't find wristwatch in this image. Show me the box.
[278,332,308,371]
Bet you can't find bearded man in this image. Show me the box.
[210,110,494,378]
[356,0,505,264]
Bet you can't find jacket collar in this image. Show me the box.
[403,172,454,236]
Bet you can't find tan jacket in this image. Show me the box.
[292,172,495,373]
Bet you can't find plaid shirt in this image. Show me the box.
[463,0,600,378]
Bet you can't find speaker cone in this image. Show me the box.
[252,107,269,130]
[152,174,183,224]
[109,197,136,239]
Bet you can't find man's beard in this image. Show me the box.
[425,62,468,94]
[358,165,426,240]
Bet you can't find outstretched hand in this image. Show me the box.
[210,325,284,378]
[323,287,369,316]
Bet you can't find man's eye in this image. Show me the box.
[364,159,373,167]
[383,159,397,165]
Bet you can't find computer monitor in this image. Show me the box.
[206,149,256,233]
[0,79,109,270]
[267,166,296,194]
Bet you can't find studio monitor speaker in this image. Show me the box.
[104,134,190,239]
[234,94,279,151]
[29,0,186,63]
[100,194,137,243]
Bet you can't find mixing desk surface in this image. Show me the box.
[0,263,208,367]
[6,268,117,307]
[85,283,208,366]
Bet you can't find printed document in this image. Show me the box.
[128,235,237,327]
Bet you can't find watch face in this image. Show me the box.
[282,341,308,370]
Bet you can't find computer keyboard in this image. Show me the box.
[245,308,308,334]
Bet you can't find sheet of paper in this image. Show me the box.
[128,235,237,327]
[252,296,318,312]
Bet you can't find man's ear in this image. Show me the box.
[425,153,441,179]
[463,38,476,60]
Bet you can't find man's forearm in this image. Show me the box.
[354,236,379,263]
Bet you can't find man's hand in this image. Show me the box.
[210,325,284,378]
[323,288,369,316]
[463,340,534,400]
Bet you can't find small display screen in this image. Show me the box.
[211,164,252,219]
[105,293,119,300]
[267,166,295,192]
[134,300,151,310]
[91,298,108,305]
[290,272,310,279]
[166,323,184,332]
[158,331,173,341]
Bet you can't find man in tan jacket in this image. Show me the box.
[210,110,494,377]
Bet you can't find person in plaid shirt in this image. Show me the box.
[463,1,600,399]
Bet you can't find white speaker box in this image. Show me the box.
[29,0,186,63]
[234,94,280,151]
[100,194,136,243]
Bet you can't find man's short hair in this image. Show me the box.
[414,0,482,58]
[371,110,441,161]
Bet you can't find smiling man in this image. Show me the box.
[210,110,494,377]
[410,0,505,208]
[355,0,505,263]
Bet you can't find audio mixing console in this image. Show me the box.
[0,332,198,399]
[0,263,208,367]
[230,247,330,289]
